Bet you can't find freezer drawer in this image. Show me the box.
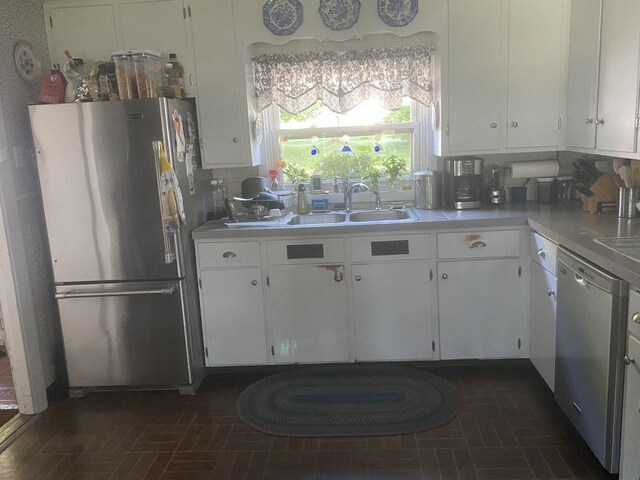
[56,280,191,388]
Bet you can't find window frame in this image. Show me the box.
[259,100,433,190]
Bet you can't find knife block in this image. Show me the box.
[583,174,618,213]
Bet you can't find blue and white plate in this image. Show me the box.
[263,0,304,36]
[378,0,418,27]
[319,0,361,31]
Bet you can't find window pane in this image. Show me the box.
[279,99,412,129]
[279,132,412,182]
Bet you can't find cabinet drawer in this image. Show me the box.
[267,237,344,265]
[350,234,429,262]
[437,230,520,259]
[628,288,640,339]
[531,231,558,275]
[197,241,261,268]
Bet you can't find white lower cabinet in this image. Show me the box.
[529,261,557,391]
[352,262,433,361]
[621,333,640,480]
[438,259,520,359]
[621,289,640,480]
[199,268,267,366]
[268,264,349,364]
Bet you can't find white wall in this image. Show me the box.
[0,0,62,389]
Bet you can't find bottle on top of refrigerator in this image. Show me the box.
[162,63,182,99]
[168,53,185,95]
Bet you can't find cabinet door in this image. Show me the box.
[47,4,119,66]
[566,0,602,149]
[621,334,640,480]
[596,0,640,153]
[119,0,197,96]
[448,0,502,152]
[438,259,520,359]
[200,268,267,366]
[189,0,245,168]
[352,262,432,361]
[507,0,563,149]
[269,265,348,364]
[529,262,557,391]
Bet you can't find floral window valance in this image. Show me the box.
[252,44,434,115]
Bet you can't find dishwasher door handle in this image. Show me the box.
[574,274,591,288]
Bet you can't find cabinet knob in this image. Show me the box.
[222,251,236,258]
[251,280,258,286]
[537,249,546,258]
[624,355,636,366]
[511,121,519,128]
[355,275,362,281]
[441,273,448,280]
[632,312,640,324]
[595,118,605,126]
[490,122,498,129]
[233,137,239,143]
[585,118,594,125]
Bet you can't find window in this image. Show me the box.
[261,99,431,191]
[251,33,435,191]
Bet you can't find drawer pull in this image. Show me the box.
[537,249,546,258]
[624,355,636,366]
[470,241,487,249]
[222,251,237,258]
[355,275,362,281]
[632,312,640,324]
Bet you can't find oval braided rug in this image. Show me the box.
[236,364,459,437]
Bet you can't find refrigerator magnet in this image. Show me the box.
[173,110,186,162]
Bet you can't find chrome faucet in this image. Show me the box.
[345,182,369,212]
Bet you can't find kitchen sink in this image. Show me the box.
[348,209,417,222]
[288,212,347,225]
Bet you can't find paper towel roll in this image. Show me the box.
[509,160,560,179]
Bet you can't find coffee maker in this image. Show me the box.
[444,157,484,209]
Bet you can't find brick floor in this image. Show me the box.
[0,363,614,479]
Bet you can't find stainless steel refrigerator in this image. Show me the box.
[29,98,208,393]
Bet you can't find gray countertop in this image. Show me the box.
[192,202,640,287]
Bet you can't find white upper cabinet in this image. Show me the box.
[444,0,566,155]
[507,0,564,149]
[46,4,119,66]
[567,0,640,156]
[189,0,250,169]
[566,0,601,149]
[447,0,502,153]
[119,0,197,97]
[595,0,640,153]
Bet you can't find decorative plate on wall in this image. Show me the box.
[378,0,418,27]
[263,0,304,36]
[14,40,42,84]
[319,0,361,31]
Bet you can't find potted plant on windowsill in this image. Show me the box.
[382,155,409,191]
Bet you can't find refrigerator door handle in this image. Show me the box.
[56,285,177,300]
[152,140,177,265]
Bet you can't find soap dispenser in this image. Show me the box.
[297,184,310,214]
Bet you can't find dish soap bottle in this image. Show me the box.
[297,184,310,214]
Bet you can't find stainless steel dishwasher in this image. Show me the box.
[555,248,628,473]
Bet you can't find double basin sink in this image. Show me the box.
[288,208,417,225]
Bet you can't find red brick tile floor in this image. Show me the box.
[0,354,19,427]
[0,362,614,480]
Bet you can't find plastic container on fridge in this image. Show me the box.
[132,50,162,98]
[111,51,137,99]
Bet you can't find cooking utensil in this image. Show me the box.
[241,176,270,197]
[630,161,640,187]
[233,191,285,210]
[613,158,625,175]
[618,165,631,188]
